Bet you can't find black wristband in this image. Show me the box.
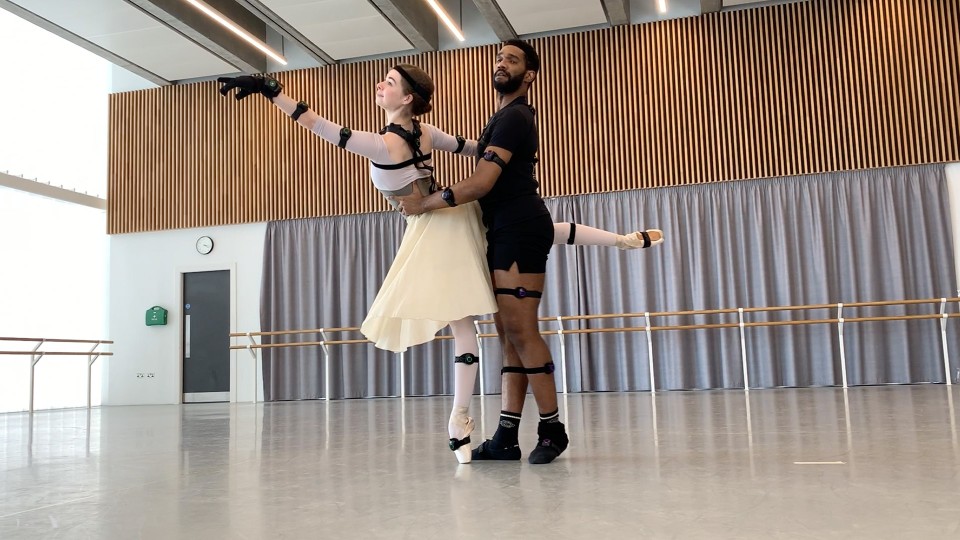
[441,187,457,207]
[262,77,282,99]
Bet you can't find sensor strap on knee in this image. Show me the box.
[291,101,310,121]
[527,362,555,375]
[501,362,555,375]
[566,222,577,245]
[454,135,466,154]
[495,287,542,299]
[455,353,479,365]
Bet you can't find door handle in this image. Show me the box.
[185,314,191,359]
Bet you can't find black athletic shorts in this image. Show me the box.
[486,214,553,273]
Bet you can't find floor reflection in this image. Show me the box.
[1,385,959,538]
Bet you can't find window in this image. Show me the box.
[0,10,110,412]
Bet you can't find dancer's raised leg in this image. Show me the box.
[552,222,664,250]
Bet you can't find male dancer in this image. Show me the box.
[395,40,578,464]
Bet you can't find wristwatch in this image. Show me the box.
[441,187,457,207]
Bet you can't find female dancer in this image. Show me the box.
[218,66,663,463]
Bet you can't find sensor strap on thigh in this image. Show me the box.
[494,287,542,299]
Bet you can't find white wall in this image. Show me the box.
[946,163,960,296]
[105,222,266,405]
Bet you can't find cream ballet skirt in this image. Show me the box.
[360,201,498,352]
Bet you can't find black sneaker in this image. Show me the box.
[471,439,521,461]
[528,423,569,464]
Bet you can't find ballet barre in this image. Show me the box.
[0,337,113,412]
[232,296,960,401]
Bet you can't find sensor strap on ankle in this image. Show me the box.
[449,436,471,451]
[639,230,652,248]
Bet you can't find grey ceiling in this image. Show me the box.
[0,0,775,86]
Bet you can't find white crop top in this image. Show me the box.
[308,116,477,192]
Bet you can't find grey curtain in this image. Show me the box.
[262,164,959,401]
[260,212,459,400]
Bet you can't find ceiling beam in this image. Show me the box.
[124,0,268,74]
[0,0,170,86]
[0,172,106,210]
[600,0,630,26]
[701,0,723,13]
[367,0,438,52]
[471,0,516,41]
[235,0,336,66]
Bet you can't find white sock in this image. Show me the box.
[450,364,477,438]
[553,222,620,246]
[449,317,480,438]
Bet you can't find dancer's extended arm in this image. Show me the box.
[421,123,477,157]
[218,75,392,163]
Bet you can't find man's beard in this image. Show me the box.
[493,71,524,94]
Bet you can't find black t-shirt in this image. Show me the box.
[476,96,550,230]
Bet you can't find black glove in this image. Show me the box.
[217,75,283,101]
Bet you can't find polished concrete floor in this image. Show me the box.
[2,385,960,539]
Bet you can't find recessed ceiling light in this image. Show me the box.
[425,0,465,41]
[184,0,287,65]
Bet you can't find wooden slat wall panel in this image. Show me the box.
[108,0,960,234]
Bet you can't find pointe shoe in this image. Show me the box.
[616,229,664,250]
[448,414,475,464]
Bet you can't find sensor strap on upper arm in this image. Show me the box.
[482,150,507,169]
